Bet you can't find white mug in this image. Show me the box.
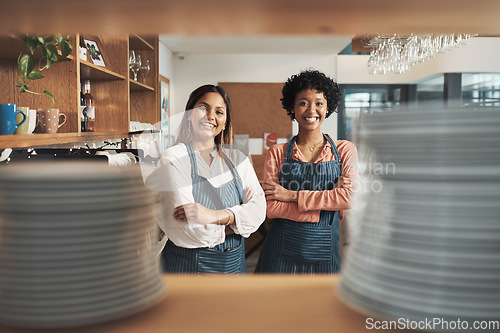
[26,109,38,134]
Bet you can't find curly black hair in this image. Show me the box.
[281,69,342,120]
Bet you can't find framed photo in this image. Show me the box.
[159,75,171,150]
[83,38,105,67]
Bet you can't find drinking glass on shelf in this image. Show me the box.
[129,50,136,77]
[129,50,135,64]
[129,52,142,81]
[140,59,150,84]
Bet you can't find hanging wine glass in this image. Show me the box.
[130,53,142,81]
[140,59,150,84]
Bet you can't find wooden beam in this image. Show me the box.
[2,0,500,36]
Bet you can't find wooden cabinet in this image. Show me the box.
[0,33,159,149]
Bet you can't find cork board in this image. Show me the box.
[218,82,293,182]
[219,82,292,138]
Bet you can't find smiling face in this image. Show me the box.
[189,92,227,143]
[292,88,327,132]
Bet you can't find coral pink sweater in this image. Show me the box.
[264,135,358,223]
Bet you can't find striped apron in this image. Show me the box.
[255,134,342,274]
[162,144,246,274]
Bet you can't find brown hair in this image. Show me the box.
[175,84,232,151]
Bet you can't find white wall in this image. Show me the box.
[337,37,500,84]
[158,41,174,80]
[170,53,339,139]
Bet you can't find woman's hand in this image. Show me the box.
[173,203,218,224]
[263,181,298,202]
[336,176,352,189]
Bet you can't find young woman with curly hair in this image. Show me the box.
[255,69,358,274]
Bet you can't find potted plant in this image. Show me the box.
[16,34,73,103]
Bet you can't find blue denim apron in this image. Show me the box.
[162,144,246,274]
[255,134,342,274]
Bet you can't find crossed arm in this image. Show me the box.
[262,140,359,222]
[162,149,266,237]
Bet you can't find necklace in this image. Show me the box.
[299,137,324,152]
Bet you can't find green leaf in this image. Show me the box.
[16,34,73,104]
[26,37,40,54]
[40,46,47,60]
[44,46,52,60]
[47,44,59,62]
[27,71,44,80]
[19,54,35,78]
[43,90,54,104]
[19,83,29,93]
[60,39,73,58]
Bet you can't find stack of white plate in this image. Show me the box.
[0,162,166,328]
[338,107,500,331]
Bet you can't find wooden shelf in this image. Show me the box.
[0,274,386,333]
[80,60,126,81]
[78,132,130,142]
[0,132,130,149]
[129,34,154,51]
[0,34,24,60]
[130,79,155,91]
[129,130,161,135]
[0,34,159,150]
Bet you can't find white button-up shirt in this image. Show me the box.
[152,144,266,248]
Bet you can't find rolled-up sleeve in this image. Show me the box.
[263,139,358,223]
[155,147,225,248]
[264,144,321,223]
[296,140,359,220]
[227,154,266,237]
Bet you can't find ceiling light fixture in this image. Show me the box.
[365,33,477,74]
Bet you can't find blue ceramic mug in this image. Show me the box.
[0,104,26,135]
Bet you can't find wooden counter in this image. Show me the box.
[0,274,406,333]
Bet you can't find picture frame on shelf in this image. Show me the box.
[79,45,88,61]
[84,38,105,67]
[160,75,170,150]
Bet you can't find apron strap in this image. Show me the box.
[185,143,198,178]
[220,148,244,204]
[324,134,341,163]
[285,134,341,163]
[186,143,244,204]
[284,135,298,159]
